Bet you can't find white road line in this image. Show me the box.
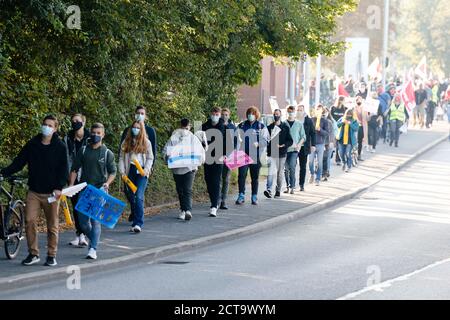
[337,257,450,300]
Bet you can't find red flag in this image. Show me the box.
[338,83,349,97]
[401,79,415,115]
[414,56,427,79]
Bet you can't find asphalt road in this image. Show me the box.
[2,140,450,300]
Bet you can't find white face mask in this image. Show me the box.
[131,128,140,136]
[288,112,296,119]
[41,125,53,137]
[135,114,145,122]
[211,115,220,123]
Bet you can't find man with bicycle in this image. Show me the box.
[0,115,68,266]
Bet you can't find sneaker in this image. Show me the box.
[69,236,80,246]
[178,211,186,220]
[345,168,350,173]
[290,188,295,195]
[133,225,142,233]
[395,143,398,148]
[371,148,376,153]
[323,176,328,182]
[79,234,88,247]
[264,190,273,199]
[336,162,342,166]
[358,156,364,161]
[185,211,192,221]
[219,202,228,210]
[209,207,217,217]
[283,188,290,194]
[308,176,314,184]
[235,193,245,205]
[315,180,320,186]
[251,195,258,205]
[86,248,97,260]
[300,186,305,192]
[44,256,57,267]
[22,254,40,266]
[342,164,346,171]
[274,191,281,198]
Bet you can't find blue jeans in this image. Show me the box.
[284,151,298,189]
[124,165,148,227]
[78,213,101,250]
[338,143,352,168]
[308,144,325,182]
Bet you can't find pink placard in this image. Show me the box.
[224,150,254,170]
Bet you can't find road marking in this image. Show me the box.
[337,257,450,300]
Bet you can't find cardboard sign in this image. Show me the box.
[224,150,254,170]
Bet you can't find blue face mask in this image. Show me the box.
[211,115,220,124]
[41,125,53,137]
[89,134,102,145]
[131,128,140,136]
[247,114,255,122]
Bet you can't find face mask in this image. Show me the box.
[41,125,53,137]
[89,134,102,144]
[288,112,296,119]
[247,114,255,122]
[135,114,145,122]
[356,102,362,106]
[211,115,220,123]
[222,115,230,122]
[71,121,83,131]
[273,115,281,122]
[131,128,140,136]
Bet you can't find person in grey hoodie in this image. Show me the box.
[163,119,206,221]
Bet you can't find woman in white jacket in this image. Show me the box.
[119,121,154,233]
[163,119,206,221]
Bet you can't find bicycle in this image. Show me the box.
[0,174,26,259]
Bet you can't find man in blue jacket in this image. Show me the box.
[378,84,395,143]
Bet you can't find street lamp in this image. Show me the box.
[382,0,390,89]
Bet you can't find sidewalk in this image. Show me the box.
[0,123,448,290]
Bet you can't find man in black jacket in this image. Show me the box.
[202,107,226,217]
[297,105,316,191]
[264,109,293,199]
[0,115,68,267]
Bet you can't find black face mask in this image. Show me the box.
[356,102,362,106]
[72,121,83,131]
[273,115,281,122]
[89,134,102,144]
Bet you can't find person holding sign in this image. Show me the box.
[69,123,117,260]
[119,120,154,233]
[163,119,206,221]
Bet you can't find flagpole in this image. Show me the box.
[382,0,390,89]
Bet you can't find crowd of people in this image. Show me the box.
[1,76,449,266]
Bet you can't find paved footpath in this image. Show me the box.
[0,122,448,290]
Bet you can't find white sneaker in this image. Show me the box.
[79,234,88,247]
[184,211,192,221]
[133,225,141,233]
[86,248,97,260]
[209,207,217,217]
[308,176,314,184]
[178,211,186,220]
[69,236,80,246]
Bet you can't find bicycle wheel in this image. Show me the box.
[4,201,25,260]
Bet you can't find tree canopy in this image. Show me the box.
[0,0,357,157]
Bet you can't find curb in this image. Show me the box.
[1,133,448,291]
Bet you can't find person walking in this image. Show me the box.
[264,109,293,198]
[309,104,329,186]
[283,105,305,194]
[367,102,383,153]
[119,120,154,233]
[322,107,337,181]
[64,113,90,247]
[355,96,366,161]
[378,84,395,143]
[163,119,206,221]
[0,115,68,266]
[69,123,117,260]
[297,104,316,192]
[120,106,157,222]
[235,106,269,205]
[387,94,408,148]
[330,96,347,165]
[219,108,237,210]
[201,107,226,217]
[337,109,359,172]
[414,83,428,129]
